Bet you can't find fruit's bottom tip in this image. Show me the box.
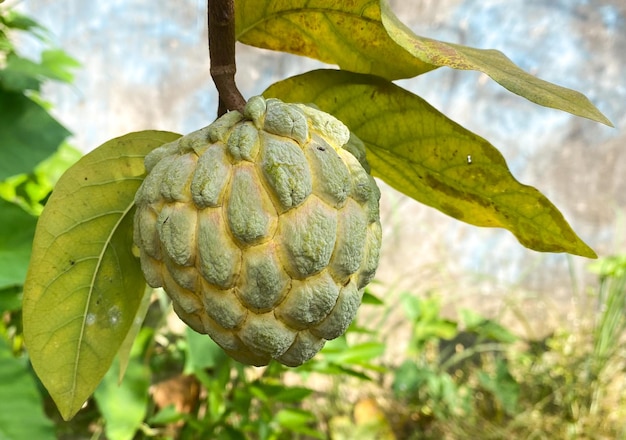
[223,347,313,368]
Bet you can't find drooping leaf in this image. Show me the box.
[0,198,37,289]
[0,90,71,179]
[22,130,181,420]
[235,0,436,80]
[379,1,612,126]
[236,0,611,125]
[265,70,596,258]
[0,338,55,440]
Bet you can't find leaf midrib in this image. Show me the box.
[69,195,135,407]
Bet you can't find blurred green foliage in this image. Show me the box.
[389,261,626,439]
[0,5,79,439]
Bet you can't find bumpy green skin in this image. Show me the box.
[133,96,381,366]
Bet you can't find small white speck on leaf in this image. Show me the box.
[108,306,121,326]
[86,313,96,326]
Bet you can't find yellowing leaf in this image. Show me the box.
[265,70,596,258]
[235,0,436,80]
[236,0,611,126]
[22,130,181,420]
[379,2,612,126]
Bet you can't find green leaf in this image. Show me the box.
[588,255,626,278]
[478,359,519,416]
[379,1,612,126]
[459,309,517,344]
[0,199,37,289]
[0,54,43,91]
[1,10,43,33]
[0,338,55,440]
[321,341,385,365]
[392,360,423,397]
[94,348,151,440]
[251,382,313,404]
[272,386,313,403]
[0,90,71,179]
[0,286,23,313]
[148,404,185,425]
[265,70,597,258]
[22,130,181,420]
[0,142,81,216]
[40,49,81,83]
[185,326,228,373]
[361,290,384,306]
[274,408,322,438]
[235,0,436,80]
[1,50,80,89]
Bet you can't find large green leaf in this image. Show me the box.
[235,0,436,80]
[0,90,71,179]
[22,130,181,420]
[0,199,37,289]
[0,338,55,440]
[236,0,611,125]
[265,70,596,258]
[379,2,612,126]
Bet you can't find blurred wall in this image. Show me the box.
[19,0,626,331]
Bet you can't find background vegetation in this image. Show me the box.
[2,3,625,440]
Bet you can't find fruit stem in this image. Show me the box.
[208,0,246,116]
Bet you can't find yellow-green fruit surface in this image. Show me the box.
[133,96,381,366]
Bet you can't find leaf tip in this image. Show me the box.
[577,243,598,260]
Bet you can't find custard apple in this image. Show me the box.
[133,96,381,366]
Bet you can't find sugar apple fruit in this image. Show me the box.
[133,96,382,366]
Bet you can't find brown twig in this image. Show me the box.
[208,0,246,116]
